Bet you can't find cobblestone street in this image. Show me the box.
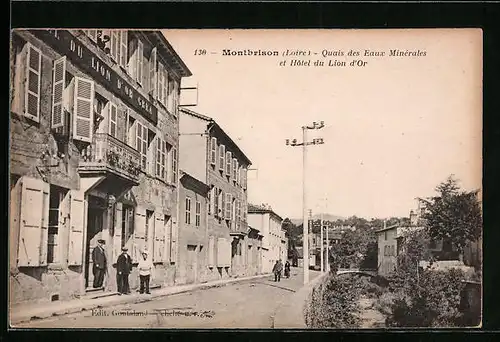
[16,269,319,329]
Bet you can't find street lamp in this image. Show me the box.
[286,121,325,285]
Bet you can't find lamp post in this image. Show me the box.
[286,121,325,285]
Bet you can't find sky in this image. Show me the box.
[163,29,482,220]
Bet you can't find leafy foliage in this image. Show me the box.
[420,175,482,254]
[305,275,362,328]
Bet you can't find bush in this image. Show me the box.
[305,275,362,328]
[385,268,466,327]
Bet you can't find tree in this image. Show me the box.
[420,175,482,255]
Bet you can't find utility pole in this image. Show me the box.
[286,121,325,285]
[320,211,324,273]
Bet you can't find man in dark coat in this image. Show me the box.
[272,259,283,282]
[116,246,133,295]
[92,239,107,288]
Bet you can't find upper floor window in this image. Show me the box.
[210,137,217,165]
[232,158,238,182]
[219,145,225,172]
[135,121,148,170]
[156,137,167,180]
[185,197,191,225]
[225,151,232,176]
[195,201,201,227]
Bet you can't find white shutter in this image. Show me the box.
[72,77,94,143]
[25,44,42,122]
[134,207,147,262]
[110,31,119,62]
[68,189,85,266]
[170,220,178,263]
[153,213,164,262]
[157,63,164,103]
[17,177,49,267]
[136,39,144,85]
[108,102,118,138]
[225,193,232,219]
[208,236,215,268]
[219,145,225,171]
[226,152,232,175]
[220,191,225,219]
[210,137,217,165]
[113,203,123,263]
[128,38,138,80]
[171,147,177,184]
[149,47,157,97]
[210,187,216,216]
[119,31,128,69]
[51,56,66,129]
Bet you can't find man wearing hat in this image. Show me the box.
[92,239,107,288]
[116,246,133,295]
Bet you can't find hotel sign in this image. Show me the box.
[32,29,158,125]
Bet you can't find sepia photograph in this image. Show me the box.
[9,28,482,329]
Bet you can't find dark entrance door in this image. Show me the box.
[84,203,105,289]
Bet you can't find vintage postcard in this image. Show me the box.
[9,28,482,329]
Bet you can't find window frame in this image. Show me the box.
[195,200,201,227]
[185,197,192,225]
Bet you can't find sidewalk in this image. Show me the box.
[10,273,272,326]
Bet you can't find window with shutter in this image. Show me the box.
[237,166,241,186]
[68,189,85,266]
[226,152,232,175]
[171,147,178,184]
[220,190,225,219]
[185,197,191,225]
[17,176,50,267]
[135,121,148,170]
[51,56,66,130]
[149,48,157,97]
[210,137,217,165]
[241,168,247,190]
[170,220,178,263]
[134,207,147,263]
[225,193,232,220]
[119,31,128,69]
[72,77,95,143]
[209,187,216,215]
[113,203,123,262]
[136,40,144,85]
[208,236,215,268]
[167,76,174,114]
[232,158,238,181]
[156,137,167,180]
[153,213,165,263]
[195,201,201,227]
[110,31,120,63]
[219,145,225,171]
[108,102,118,138]
[25,44,42,122]
[157,63,165,105]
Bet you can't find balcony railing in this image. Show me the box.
[230,220,248,236]
[78,133,141,184]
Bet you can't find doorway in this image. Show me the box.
[186,245,198,284]
[84,202,106,289]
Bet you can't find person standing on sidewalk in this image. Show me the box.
[272,259,283,282]
[92,239,107,288]
[116,247,133,295]
[138,250,154,294]
[284,260,291,278]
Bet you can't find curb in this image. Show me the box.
[11,273,272,326]
[272,272,329,329]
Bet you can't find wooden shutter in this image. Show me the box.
[128,38,138,80]
[219,145,225,171]
[68,189,85,266]
[225,193,232,219]
[209,187,215,216]
[108,102,118,138]
[149,47,157,97]
[226,152,232,175]
[51,56,66,129]
[72,77,94,143]
[220,191,225,219]
[110,30,119,62]
[210,137,217,165]
[208,236,215,267]
[170,220,178,263]
[232,158,237,181]
[242,168,247,190]
[25,44,42,122]
[134,207,147,262]
[113,203,123,263]
[136,39,144,85]
[17,177,49,267]
[157,63,164,103]
[153,213,165,262]
[171,147,177,184]
[119,31,128,69]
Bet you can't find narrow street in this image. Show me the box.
[16,269,320,329]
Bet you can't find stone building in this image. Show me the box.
[247,204,287,274]
[176,170,210,284]
[9,29,191,305]
[179,108,253,280]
